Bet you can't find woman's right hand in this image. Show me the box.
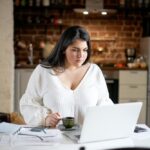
[45,112,61,128]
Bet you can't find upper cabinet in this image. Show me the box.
[13,0,85,28]
[117,0,150,16]
[14,0,150,27]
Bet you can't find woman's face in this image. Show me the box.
[64,39,88,68]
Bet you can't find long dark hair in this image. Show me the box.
[40,26,91,69]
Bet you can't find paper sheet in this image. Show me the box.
[0,125,63,146]
[0,122,21,134]
[18,127,61,137]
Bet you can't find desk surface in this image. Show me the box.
[0,124,150,150]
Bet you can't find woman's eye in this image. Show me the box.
[84,49,88,52]
[71,48,88,52]
[72,49,78,52]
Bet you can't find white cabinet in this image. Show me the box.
[14,69,34,112]
[119,70,147,124]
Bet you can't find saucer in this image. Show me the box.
[58,124,80,131]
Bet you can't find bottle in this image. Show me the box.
[42,0,50,6]
[131,0,136,8]
[28,0,34,7]
[138,0,143,8]
[64,0,69,6]
[15,0,20,6]
[126,0,132,9]
[50,0,55,5]
[119,0,125,8]
[21,0,26,6]
[28,43,34,65]
[144,0,149,8]
[35,0,41,7]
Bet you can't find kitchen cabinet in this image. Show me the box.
[119,70,147,124]
[13,1,85,30]
[117,0,150,16]
[14,69,34,112]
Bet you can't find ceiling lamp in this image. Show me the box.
[101,11,107,15]
[83,10,89,15]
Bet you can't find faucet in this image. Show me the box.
[28,43,33,65]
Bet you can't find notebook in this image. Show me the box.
[63,102,142,143]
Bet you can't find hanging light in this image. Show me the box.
[83,10,89,15]
[101,11,107,15]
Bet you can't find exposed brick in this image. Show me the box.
[14,11,142,65]
[123,26,136,31]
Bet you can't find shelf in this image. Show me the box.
[14,21,64,27]
[117,7,150,13]
[14,4,84,13]
[14,3,83,32]
[91,38,116,42]
[117,2,150,16]
[13,5,70,34]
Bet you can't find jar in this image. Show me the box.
[134,56,147,68]
[138,56,147,68]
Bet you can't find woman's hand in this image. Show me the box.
[45,112,61,128]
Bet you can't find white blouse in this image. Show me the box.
[20,63,113,126]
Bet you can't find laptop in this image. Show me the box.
[63,102,142,143]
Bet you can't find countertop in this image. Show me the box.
[15,64,148,71]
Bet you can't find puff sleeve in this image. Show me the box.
[20,65,51,126]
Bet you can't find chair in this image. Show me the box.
[0,112,25,125]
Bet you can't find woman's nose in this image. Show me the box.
[77,51,83,57]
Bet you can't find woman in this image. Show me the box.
[20,26,113,127]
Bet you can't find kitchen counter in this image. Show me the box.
[100,66,148,71]
[15,64,148,71]
[15,64,38,69]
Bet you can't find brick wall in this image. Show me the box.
[14,7,143,66]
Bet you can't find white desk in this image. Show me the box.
[0,125,150,150]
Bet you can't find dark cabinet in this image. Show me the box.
[117,0,150,16]
[142,17,150,37]
[13,0,85,28]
